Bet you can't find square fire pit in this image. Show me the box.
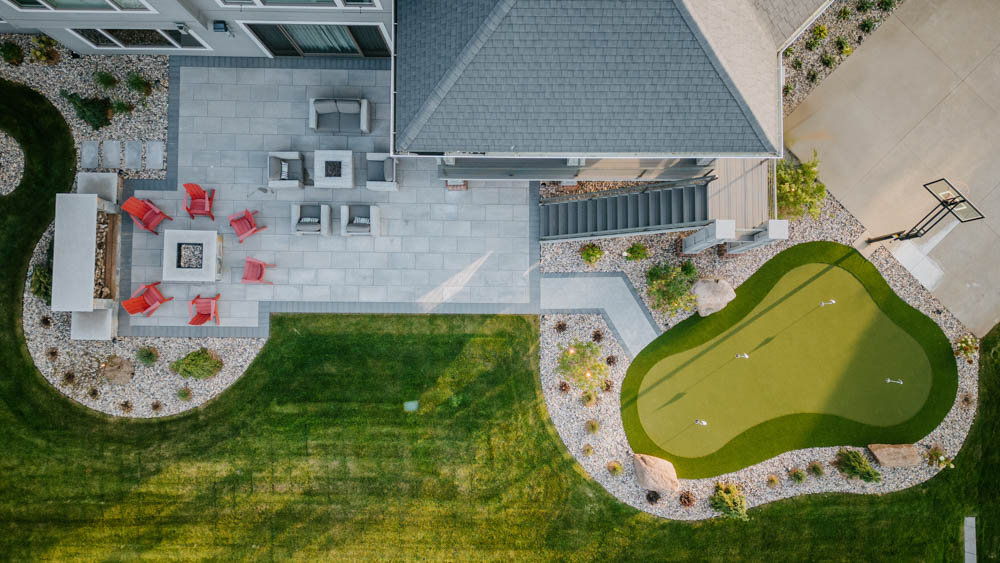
[313,150,353,188]
[162,230,221,282]
[324,160,342,178]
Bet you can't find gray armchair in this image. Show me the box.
[308,98,371,134]
[268,152,303,189]
[340,204,379,237]
[365,152,397,192]
[291,203,332,236]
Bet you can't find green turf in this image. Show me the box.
[1,77,999,560]
[622,242,958,478]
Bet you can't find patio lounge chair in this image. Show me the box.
[121,281,172,317]
[183,183,216,220]
[340,204,379,237]
[267,152,304,188]
[229,209,266,243]
[291,203,332,236]
[365,152,397,192]
[241,257,275,284]
[122,197,172,235]
[188,293,220,326]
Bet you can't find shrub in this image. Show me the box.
[808,460,825,477]
[805,37,820,51]
[580,242,604,266]
[170,347,223,379]
[39,316,52,328]
[62,371,75,384]
[557,340,608,393]
[136,347,158,366]
[788,468,807,483]
[766,474,779,487]
[625,242,649,261]
[811,25,828,40]
[558,381,569,393]
[838,6,852,19]
[678,490,695,507]
[646,490,661,504]
[112,100,134,115]
[580,390,597,407]
[859,18,876,33]
[30,35,58,64]
[857,0,875,13]
[591,330,603,343]
[791,57,803,70]
[807,69,819,83]
[646,260,698,314]
[834,448,882,482]
[177,387,192,401]
[783,83,794,96]
[776,151,827,219]
[585,419,600,434]
[821,54,837,68]
[151,400,162,412]
[127,71,153,96]
[926,445,955,469]
[554,320,567,333]
[878,0,895,9]
[31,264,53,306]
[1,41,23,66]
[59,90,112,131]
[88,388,99,399]
[836,37,852,55]
[955,335,979,363]
[709,482,748,521]
[94,71,118,90]
[606,461,623,476]
[601,379,612,393]
[120,401,132,413]
[605,355,617,366]
[783,46,794,57]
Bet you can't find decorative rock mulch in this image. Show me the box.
[0,33,167,180]
[540,193,979,520]
[23,225,264,418]
[783,0,907,115]
[539,180,657,201]
[0,129,24,195]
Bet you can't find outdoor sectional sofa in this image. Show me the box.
[308,98,371,134]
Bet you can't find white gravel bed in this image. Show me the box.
[23,224,264,418]
[539,192,979,520]
[0,33,167,180]
[0,129,24,195]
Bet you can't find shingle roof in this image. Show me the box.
[394,0,780,156]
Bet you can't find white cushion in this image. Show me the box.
[280,160,289,180]
[383,158,394,182]
[313,100,339,113]
[353,216,371,225]
[337,100,361,113]
[300,216,319,224]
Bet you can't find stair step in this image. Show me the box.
[682,186,695,222]
[596,198,607,231]
[616,196,627,229]
[627,194,638,228]
[586,200,597,233]
[648,191,660,226]
[557,203,568,235]
[540,205,549,236]
[577,201,588,234]
[671,189,683,223]
[547,205,558,237]
[659,190,670,225]
[567,202,578,234]
[694,185,707,220]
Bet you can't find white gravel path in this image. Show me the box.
[539,193,979,520]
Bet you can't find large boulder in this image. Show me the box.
[868,444,921,467]
[633,454,679,493]
[691,278,736,317]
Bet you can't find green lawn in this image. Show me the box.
[623,242,957,478]
[1,76,999,560]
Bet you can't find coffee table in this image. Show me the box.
[162,230,222,282]
[313,150,354,189]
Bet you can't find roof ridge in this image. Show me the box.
[396,0,517,151]
[672,0,775,154]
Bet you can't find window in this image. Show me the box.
[218,0,379,7]
[71,28,208,49]
[246,23,388,57]
[5,0,152,10]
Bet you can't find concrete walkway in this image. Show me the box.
[785,0,1000,336]
[540,273,660,358]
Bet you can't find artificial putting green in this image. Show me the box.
[622,242,958,478]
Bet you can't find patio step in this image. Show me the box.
[79,140,165,171]
[539,183,710,241]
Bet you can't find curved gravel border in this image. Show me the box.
[539,195,979,520]
[23,224,264,418]
[0,33,167,180]
[0,129,24,195]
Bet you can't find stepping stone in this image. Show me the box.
[145,141,164,170]
[80,141,100,169]
[101,140,120,169]
[124,141,142,169]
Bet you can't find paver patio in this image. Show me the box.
[125,66,533,331]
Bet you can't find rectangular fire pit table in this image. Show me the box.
[162,229,222,282]
[313,150,354,188]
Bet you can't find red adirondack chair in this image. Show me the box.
[241,257,275,284]
[188,293,220,326]
[122,197,172,235]
[183,183,215,220]
[121,282,173,317]
[229,209,266,243]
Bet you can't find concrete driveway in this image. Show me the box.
[785,0,1000,336]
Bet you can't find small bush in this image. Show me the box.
[88,388,99,399]
[136,347,158,366]
[788,468,807,483]
[606,461,623,476]
[62,371,75,385]
[1,41,23,66]
[805,37,820,51]
[679,490,695,508]
[170,347,223,379]
[585,419,600,434]
[777,150,827,219]
[557,381,570,393]
[836,37,852,55]
[601,379,612,393]
[581,444,594,456]
[783,46,794,57]
[808,461,825,477]
[811,24,828,40]
[151,400,162,412]
[31,264,53,306]
[127,71,153,96]
[557,340,609,393]
[94,70,118,90]
[926,445,955,469]
[625,242,649,261]
[591,330,603,343]
[30,35,58,64]
[859,18,876,33]
[646,490,661,504]
[120,401,132,413]
[605,355,617,366]
[554,320,567,333]
[791,57,803,70]
[783,83,795,96]
[177,387,192,401]
[709,482,748,521]
[46,347,58,362]
[807,69,819,83]
[580,243,604,266]
[835,448,882,482]
[59,90,112,131]
[837,6,852,19]
[821,54,837,68]
[112,100,134,115]
[39,316,52,328]
[581,390,597,407]
[766,474,779,488]
[955,335,979,362]
[878,0,895,9]
[857,0,875,13]
[646,260,698,314]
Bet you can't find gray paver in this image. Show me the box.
[124,141,142,169]
[965,516,976,563]
[100,140,120,169]
[81,141,100,169]
[145,141,164,170]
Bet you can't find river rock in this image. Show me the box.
[868,444,921,467]
[691,278,736,316]
[633,453,679,493]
